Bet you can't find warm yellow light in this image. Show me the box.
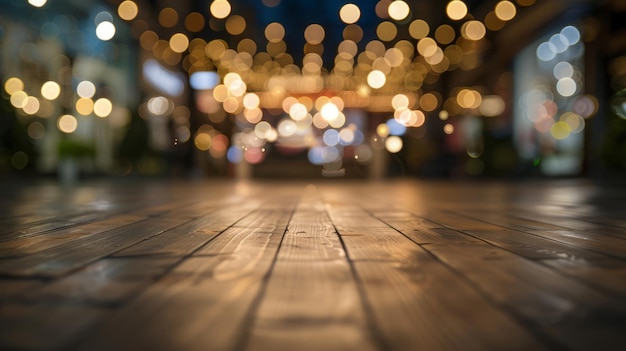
[388,1,410,21]
[159,8,178,27]
[210,0,231,19]
[409,19,429,39]
[376,123,390,137]
[420,93,439,111]
[41,81,61,100]
[479,95,505,116]
[320,102,339,122]
[444,123,454,134]
[244,108,263,123]
[225,15,246,35]
[340,4,361,24]
[392,94,409,110]
[94,98,113,117]
[195,133,212,151]
[376,21,397,42]
[367,70,386,89]
[462,20,486,40]
[117,1,138,21]
[213,85,228,102]
[76,98,94,116]
[550,121,571,140]
[435,24,456,45]
[485,11,505,31]
[185,12,205,32]
[4,77,24,95]
[417,37,438,57]
[385,136,403,153]
[457,89,482,109]
[304,24,325,45]
[289,103,308,121]
[10,91,28,108]
[243,93,260,110]
[495,1,517,21]
[58,114,78,133]
[169,33,189,53]
[22,96,40,115]
[265,22,285,43]
[447,1,468,21]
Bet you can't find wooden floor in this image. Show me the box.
[0,178,625,350]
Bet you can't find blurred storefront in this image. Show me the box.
[1,0,624,180]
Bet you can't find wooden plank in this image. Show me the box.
[279,226,345,261]
[423,242,626,349]
[338,227,423,261]
[0,302,107,350]
[0,279,43,300]
[113,206,256,257]
[463,229,607,260]
[234,209,294,232]
[247,261,376,351]
[525,229,626,259]
[458,210,568,231]
[27,257,178,305]
[76,211,290,351]
[542,258,626,296]
[0,210,108,242]
[279,206,344,261]
[0,217,191,278]
[353,259,545,350]
[425,210,504,231]
[325,205,390,230]
[0,214,145,258]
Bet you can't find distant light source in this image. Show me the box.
[210,0,232,19]
[94,98,113,117]
[96,21,116,41]
[28,0,47,8]
[494,1,516,21]
[118,1,138,21]
[41,81,61,100]
[446,1,468,21]
[385,136,403,153]
[388,1,410,21]
[367,70,386,89]
[340,4,361,24]
[58,115,78,133]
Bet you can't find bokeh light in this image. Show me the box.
[388,1,410,21]
[96,21,116,41]
[340,4,361,24]
[367,70,386,89]
[446,1,468,21]
[210,0,232,19]
[58,114,78,133]
[41,81,61,100]
[495,1,516,21]
[118,1,138,21]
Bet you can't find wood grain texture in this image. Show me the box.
[0,179,624,350]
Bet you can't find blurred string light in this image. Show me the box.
[9,0,546,170]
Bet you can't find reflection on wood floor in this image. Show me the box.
[0,179,625,350]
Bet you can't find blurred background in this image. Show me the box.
[1,0,625,181]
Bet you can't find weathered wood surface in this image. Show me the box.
[0,179,625,350]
